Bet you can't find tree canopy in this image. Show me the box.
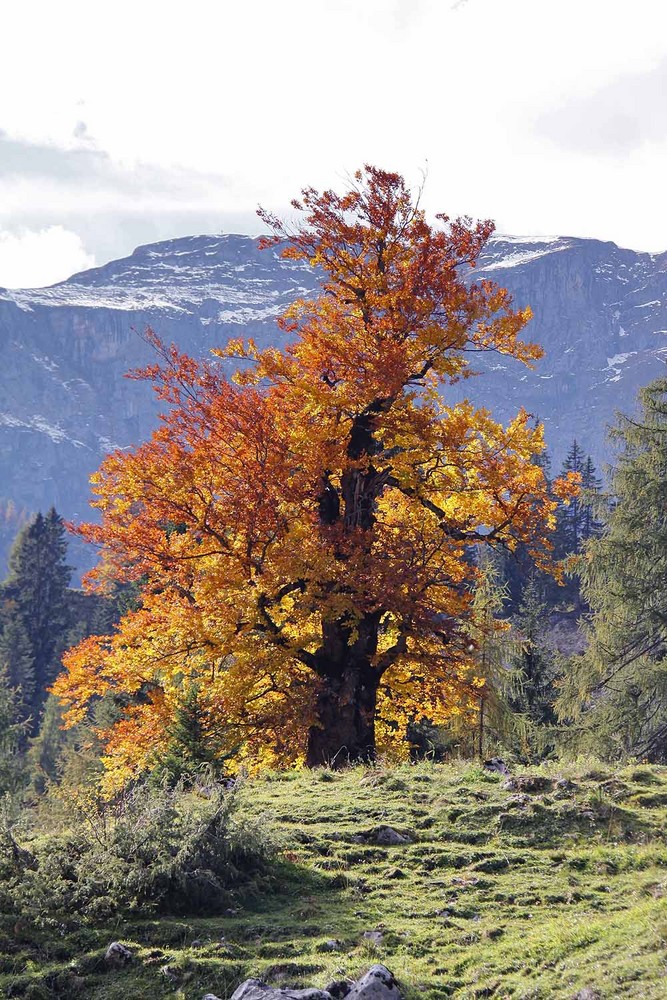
[54,166,575,789]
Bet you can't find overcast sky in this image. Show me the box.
[1,0,667,287]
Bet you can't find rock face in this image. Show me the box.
[2,231,667,573]
[224,964,402,1000]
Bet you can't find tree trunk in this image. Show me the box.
[306,612,382,767]
[306,402,393,766]
[306,661,379,767]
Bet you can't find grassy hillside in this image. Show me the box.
[1,759,666,999]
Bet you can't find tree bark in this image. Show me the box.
[306,400,395,766]
[306,612,382,767]
[306,661,379,767]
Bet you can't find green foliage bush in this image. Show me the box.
[0,776,275,924]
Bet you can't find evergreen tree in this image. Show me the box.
[0,668,27,795]
[510,574,556,729]
[555,440,602,557]
[158,683,239,783]
[0,618,34,723]
[0,508,71,731]
[27,694,69,795]
[462,554,526,757]
[581,455,603,543]
[558,379,667,760]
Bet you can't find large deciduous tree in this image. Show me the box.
[54,167,574,787]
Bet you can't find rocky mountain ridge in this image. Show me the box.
[1,231,666,570]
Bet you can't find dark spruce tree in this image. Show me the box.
[0,508,71,732]
[0,667,27,794]
[558,379,667,760]
[555,440,603,558]
[0,618,34,723]
[510,574,556,729]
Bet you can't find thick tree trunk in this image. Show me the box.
[306,402,393,766]
[306,661,379,767]
[306,613,382,767]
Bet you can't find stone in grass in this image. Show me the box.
[224,965,402,1000]
[363,930,384,945]
[373,826,412,846]
[483,757,510,775]
[348,965,402,1000]
[229,983,332,1000]
[573,990,601,1000]
[503,775,552,794]
[104,941,132,968]
[317,939,342,952]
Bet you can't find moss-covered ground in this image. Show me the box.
[1,759,666,999]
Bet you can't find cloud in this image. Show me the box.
[0,131,261,284]
[0,227,95,289]
[536,58,667,156]
[0,130,232,199]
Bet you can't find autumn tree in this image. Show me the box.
[54,167,574,787]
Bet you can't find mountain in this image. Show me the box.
[1,231,666,572]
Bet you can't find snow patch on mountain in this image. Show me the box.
[478,235,573,272]
[0,412,88,448]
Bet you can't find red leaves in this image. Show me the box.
[54,166,572,780]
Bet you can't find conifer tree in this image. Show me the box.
[1,508,71,730]
[555,440,602,557]
[0,668,27,795]
[0,618,34,722]
[463,554,525,757]
[558,379,667,759]
[159,684,239,782]
[580,455,603,543]
[27,694,69,795]
[510,574,556,729]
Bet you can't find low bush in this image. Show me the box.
[0,776,275,923]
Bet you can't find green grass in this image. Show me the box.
[1,759,666,998]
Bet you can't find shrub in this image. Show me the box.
[0,775,275,923]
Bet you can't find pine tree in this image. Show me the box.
[27,694,69,795]
[463,554,525,758]
[159,684,239,783]
[0,508,71,731]
[0,668,27,795]
[555,440,602,557]
[580,455,603,543]
[558,379,667,760]
[511,574,556,729]
[0,618,34,722]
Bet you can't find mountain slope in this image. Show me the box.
[1,231,666,569]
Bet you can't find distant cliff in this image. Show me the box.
[1,231,666,570]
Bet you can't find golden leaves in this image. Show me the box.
[53,165,572,785]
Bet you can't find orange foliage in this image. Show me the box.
[53,166,576,789]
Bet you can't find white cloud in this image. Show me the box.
[1,0,667,281]
[0,227,95,289]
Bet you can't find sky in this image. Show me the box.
[1,0,667,287]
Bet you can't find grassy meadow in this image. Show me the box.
[1,759,666,999]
